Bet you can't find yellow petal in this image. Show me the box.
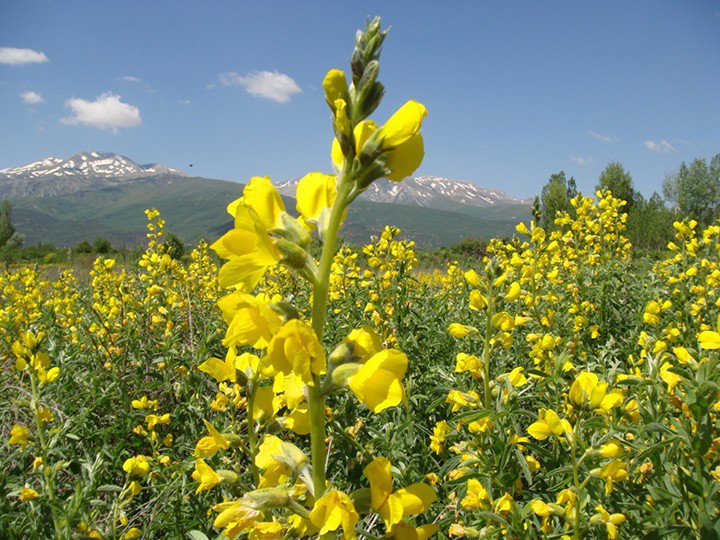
[699,331,720,349]
[385,133,424,181]
[241,176,286,230]
[364,457,393,511]
[296,172,338,228]
[378,100,428,148]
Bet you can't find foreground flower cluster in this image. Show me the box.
[193,17,436,540]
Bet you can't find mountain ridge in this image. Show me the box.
[1,152,531,248]
[276,175,530,209]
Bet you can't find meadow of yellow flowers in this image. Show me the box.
[2,17,720,540]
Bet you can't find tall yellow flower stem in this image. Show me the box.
[308,173,353,500]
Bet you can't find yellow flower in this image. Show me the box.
[430,420,450,454]
[592,459,628,494]
[255,435,291,488]
[122,455,151,477]
[659,362,683,392]
[505,282,521,301]
[249,521,284,539]
[19,487,39,501]
[145,413,170,431]
[364,457,436,528]
[599,440,624,458]
[699,330,720,349]
[469,290,488,310]
[37,366,60,384]
[213,499,262,538]
[493,492,514,515]
[199,348,240,384]
[527,409,573,441]
[195,420,230,458]
[228,176,286,230]
[343,326,383,362]
[377,100,427,148]
[263,320,326,385]
[468,416,494,434]
[212,205,281,291]
[505,367,527,387]
[283,405,311,435]
[121,528,142,540]
[9,425,30,446]
[309,489,359,539]
[129,481,142,496]
[192,459,223,494]
[331,101,427,182]
[448,323,475,338]
[464,269,481,286]
[590,504,625,539]
[461,478,490,509]
[569,372,623,412]
[219,292,283,349]
[455,353,482,378]
[323,69,349,106]
[348,349,408,413]
[525,455,541,472]
[295,172,342,234]
[388,522,439,539]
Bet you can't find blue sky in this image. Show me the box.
[1,1,718,198]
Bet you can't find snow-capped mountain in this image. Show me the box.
[0,152,187,198]
[276,176,528,209]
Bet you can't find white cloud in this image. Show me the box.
[644,139,676,153]
[0,47,48,65]
[178,99,191,105]
[61,92,142,133]
[20,91,44,104]
[218,70,301,103]
[570,156,592,165]
[123,75,141,83]
[587,129,618,143]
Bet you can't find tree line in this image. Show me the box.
[537,154,720,252]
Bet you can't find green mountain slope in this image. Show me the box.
[10,175,528,249]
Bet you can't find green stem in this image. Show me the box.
[482,295,494,407]
[570,433,582,539]
[307,176,353,500]
[30,374,62,536]
[246,379,261,486]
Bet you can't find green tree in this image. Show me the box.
[73,240,94,254]
[164,232,186,260]
[663,154,720,226]
[627,192,675,251]
[0,199,16,247]
[540,171,575,230]
[596,161,637,213]
[93,237,114,254]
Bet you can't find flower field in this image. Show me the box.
[3,18,720,540]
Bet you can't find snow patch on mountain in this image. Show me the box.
[276,175,527,209]
[0,151,188,198]
[1,151,187,180]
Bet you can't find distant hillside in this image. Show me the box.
[3,152,531,249]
